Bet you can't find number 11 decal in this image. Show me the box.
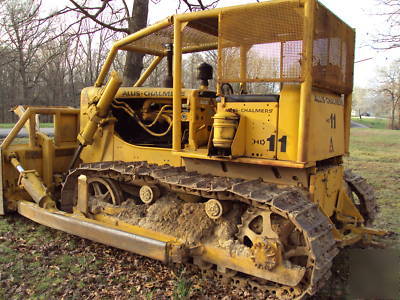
[266,135,275,151]
[278,136,287,152]
[266,135,287,152]
[330,113,336,129]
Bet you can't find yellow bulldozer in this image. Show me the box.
[0,0,386,298]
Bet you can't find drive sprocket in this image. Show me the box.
[237,207,310,273]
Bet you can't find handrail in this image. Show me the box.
[0,106,79,151]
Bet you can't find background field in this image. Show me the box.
[351,117,389,129]
[0,128,399,299]
[0,123,53,129]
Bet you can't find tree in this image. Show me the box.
[177,0,219,11]
[0,0,223,122]
[57,0,221,85]
[0,45,19,122]
[56,0,149,85]
[374,0,400,49]
[376,59,400,129]
[0,0,61,103]
[353,87,370,119]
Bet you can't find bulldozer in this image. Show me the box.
[0,0,386,298]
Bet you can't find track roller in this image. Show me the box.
[139,185,160,204]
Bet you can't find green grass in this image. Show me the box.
[0,127,399,299]
[345,128,400,238]
[173,269,192,300]
[0,123,54,128]
[351,117,389,129]
[313,128,400,299]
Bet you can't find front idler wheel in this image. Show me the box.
[87,177,123,205]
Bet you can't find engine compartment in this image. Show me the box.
[112,98,176,148]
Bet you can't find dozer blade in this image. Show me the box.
[17,201,186,264]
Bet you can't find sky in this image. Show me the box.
[44,0,399,88]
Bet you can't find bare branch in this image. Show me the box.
[373,0,400,49]
[180,0,219,11]
[68,0,130,33]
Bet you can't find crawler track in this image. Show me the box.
[61,161,338,299]
[344,169,378,225]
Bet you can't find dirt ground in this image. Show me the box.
[93,195,251,257]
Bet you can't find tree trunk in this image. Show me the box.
[391,101,395,129]
[123,0,149,86]
[398,102,400,129]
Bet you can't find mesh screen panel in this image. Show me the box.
[313,3,355,94]
[128,24,218,53]
[218,1,304,83]
[124,0,354,94]
[129,25,173,52]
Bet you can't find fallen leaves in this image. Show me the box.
[0,214,272,299]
